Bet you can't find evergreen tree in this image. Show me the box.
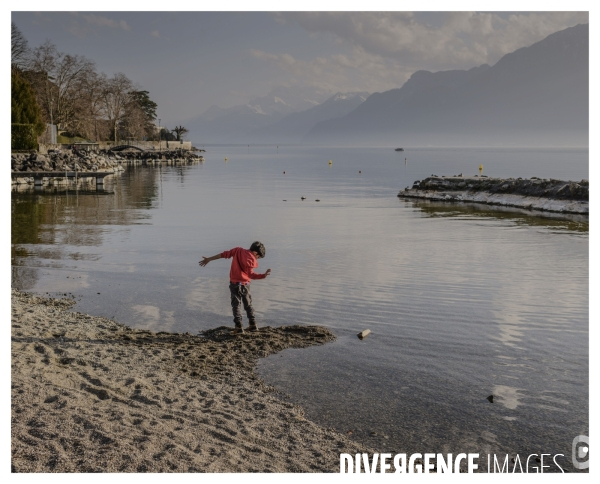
[131,90,157,121]
[12,70,45,131]
[12,70,45,149]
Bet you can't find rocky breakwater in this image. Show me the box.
[97,148,205,164]
[11,148,204,187]
[398,175,588,215]
[12,149,123,187]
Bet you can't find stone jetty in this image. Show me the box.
[398,175,588,214]
[11,148,204,187]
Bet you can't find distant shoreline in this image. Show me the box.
[398,176,588,215]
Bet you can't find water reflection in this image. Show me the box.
[11,166,161,289]
[403,199,589,233]
[131,304,177,332]
[493,313,526,348]
[492,385,524,410]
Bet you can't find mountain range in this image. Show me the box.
[304,23,588,146]
[249,92,369,143]
[187,23,588,147]
[185,85,333,143]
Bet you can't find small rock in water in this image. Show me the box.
[315,199,320,202]
[487,395,494,403]
[357,329,371,340]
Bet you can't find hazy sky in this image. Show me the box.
[11,10,588,126]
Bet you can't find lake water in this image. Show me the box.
[11,146,588,471]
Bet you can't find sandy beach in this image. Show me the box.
[11,289,367,472]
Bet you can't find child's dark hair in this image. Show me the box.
[250,241,266,258]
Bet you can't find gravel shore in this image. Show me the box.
[11,289,366,472]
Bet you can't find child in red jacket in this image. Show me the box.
[199,241,271,334]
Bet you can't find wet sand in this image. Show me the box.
[11,289,367,472]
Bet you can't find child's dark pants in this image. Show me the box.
[229,283,256,328]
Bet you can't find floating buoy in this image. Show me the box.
[315,199,320,202]
[479,164,483,173]
[283,171,286,174]
[359,170,362,173]
[328,160,332,165]
[225,157,228,161]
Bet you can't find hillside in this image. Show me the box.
[304,24,589,147]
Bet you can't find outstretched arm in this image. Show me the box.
[248,268,272,279]
[199,254,222,267]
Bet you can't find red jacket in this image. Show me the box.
[221,247,266,284]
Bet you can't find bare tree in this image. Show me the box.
[101,73,133,143]
[26,41,57,124]
[22,39,158,143]
[11,22,29,72]
[27,41,95,132]
[122,101,147,141]
[70,71,108,141]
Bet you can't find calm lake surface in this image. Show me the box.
[12,146,588,470]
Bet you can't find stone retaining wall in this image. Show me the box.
[38,140,193,153]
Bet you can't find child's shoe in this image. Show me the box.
[231,327,245,335]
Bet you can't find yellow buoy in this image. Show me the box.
[328,160,332,165]
[225,157,228,162]
[479,164,483,172]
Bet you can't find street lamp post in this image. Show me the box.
[45,72,55,143]
[158,118,161,151]
[46,72,54,126]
